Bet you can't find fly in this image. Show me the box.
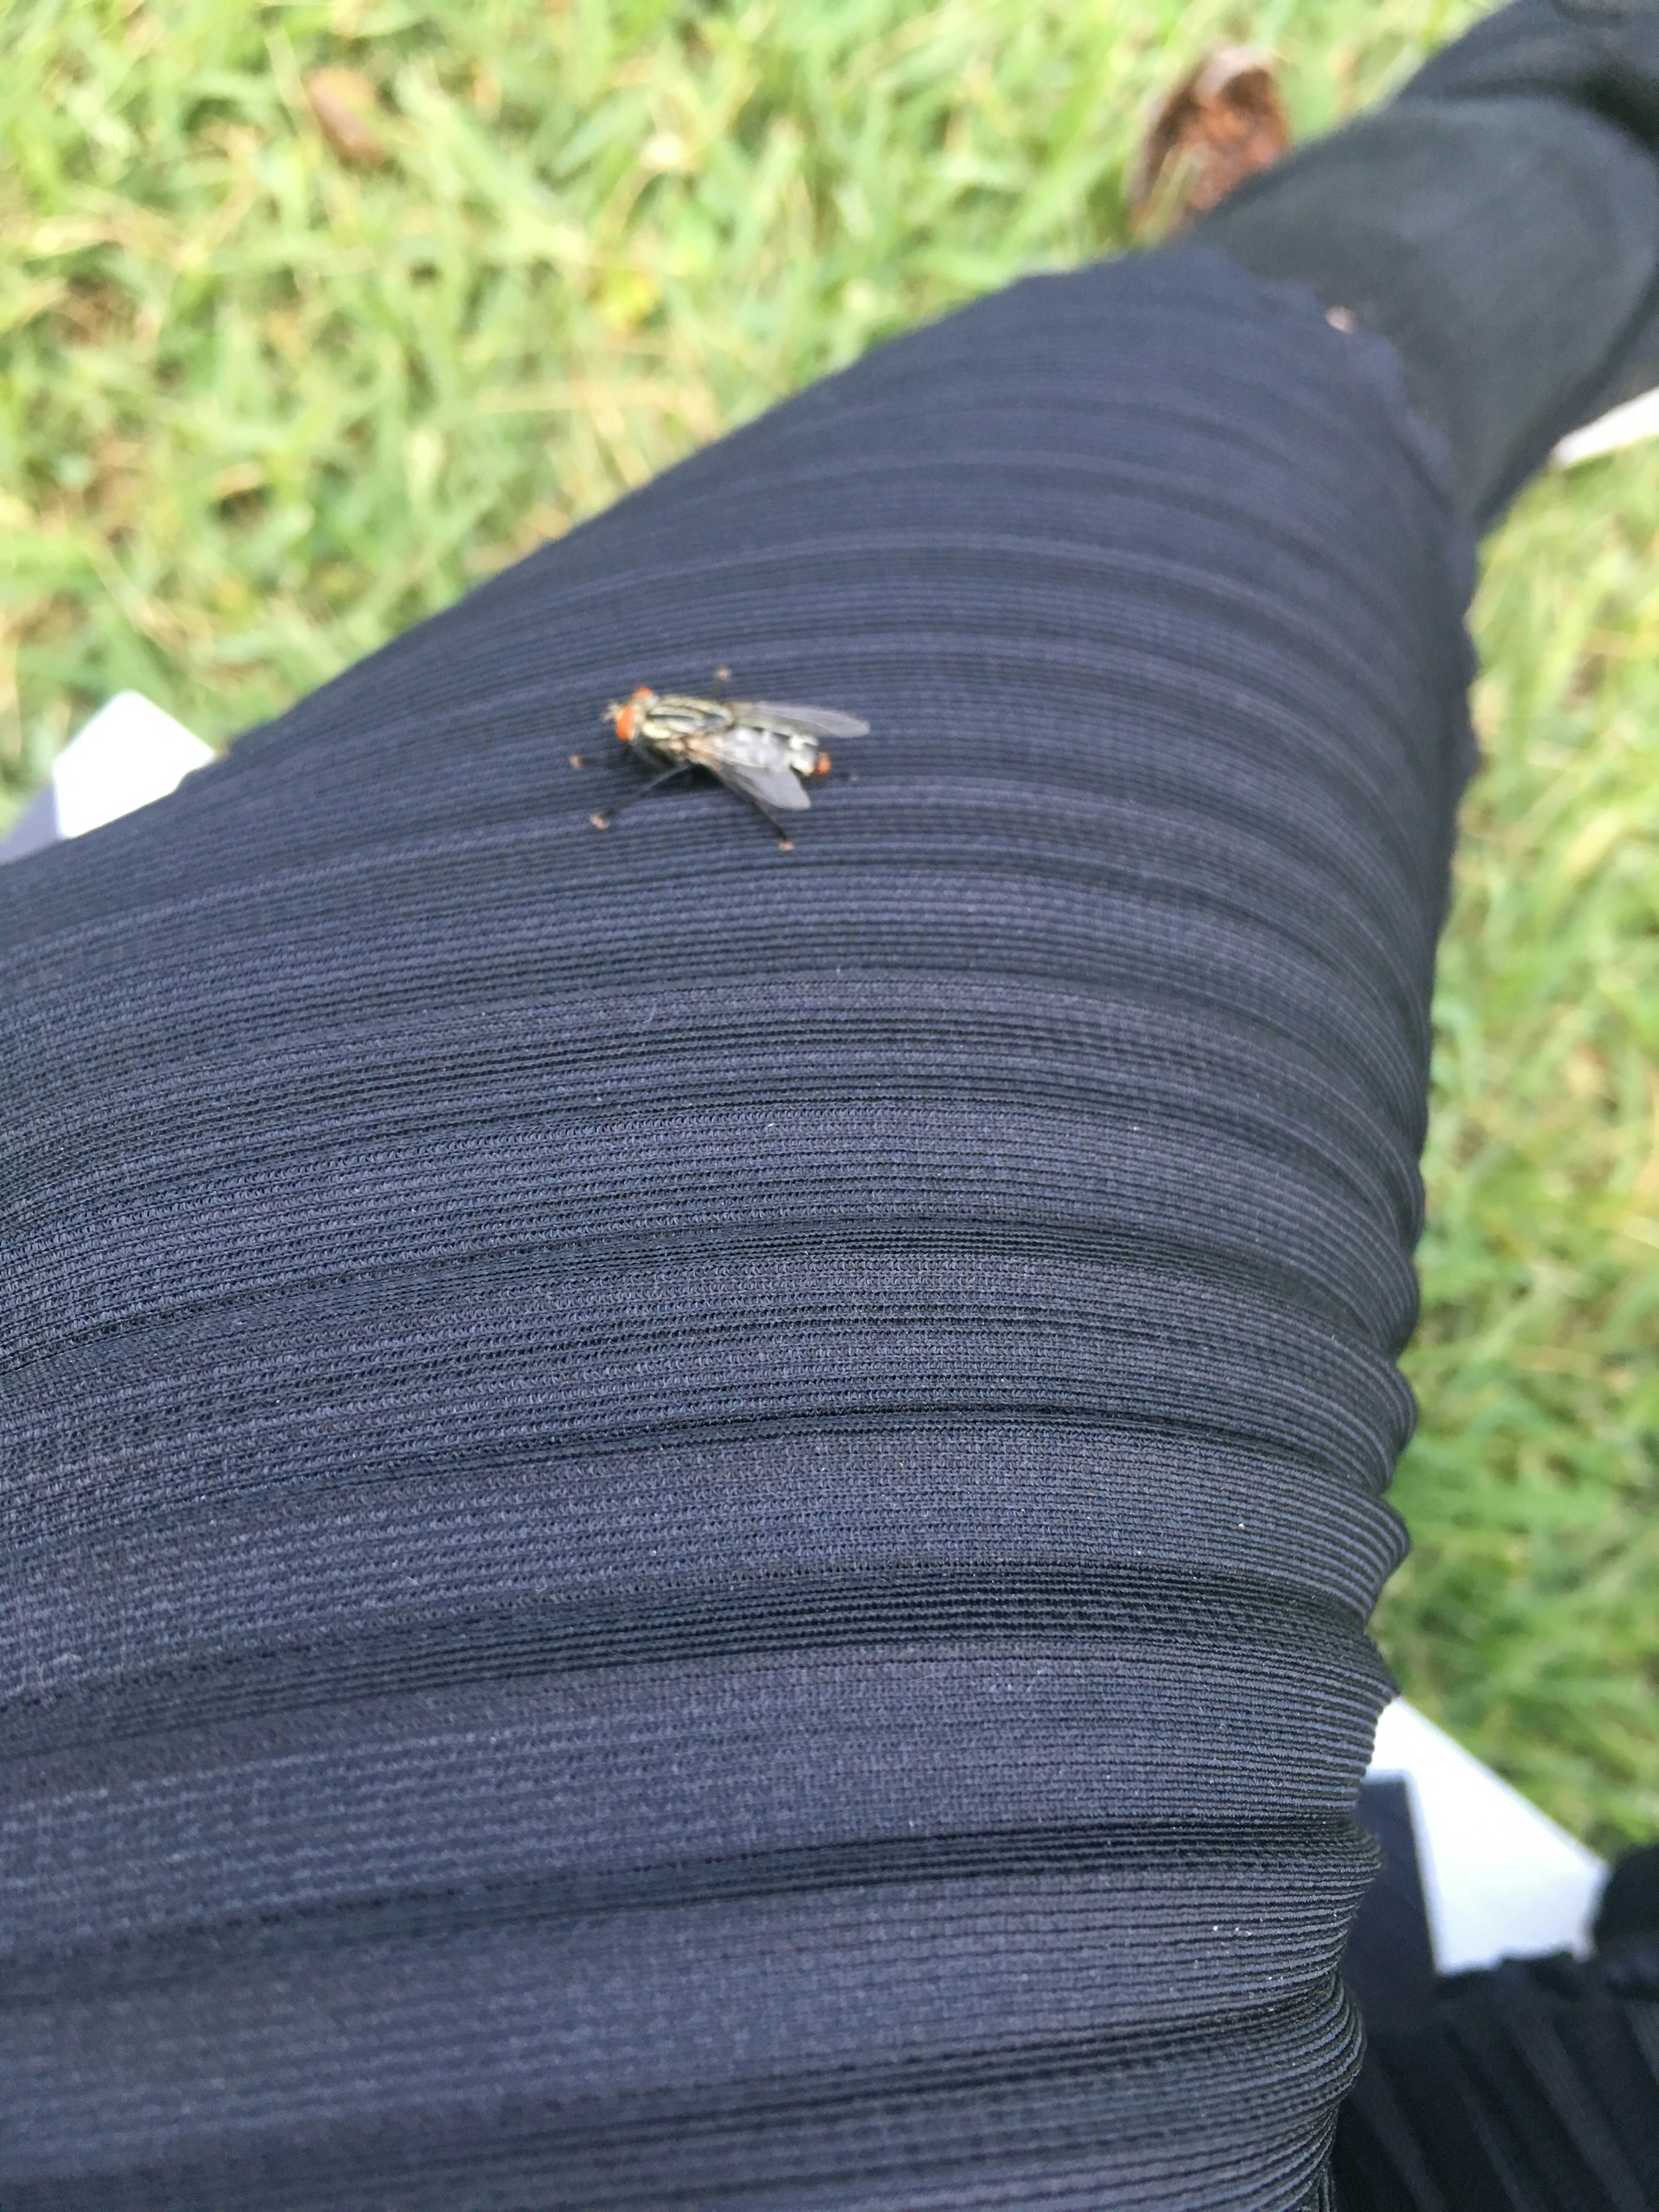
[589,687,868,848]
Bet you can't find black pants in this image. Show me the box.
[2,245,1476,2208]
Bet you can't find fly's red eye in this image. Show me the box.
[615,685,654,742]
[813,751,832,776]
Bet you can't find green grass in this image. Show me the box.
[3,0,1656,1852]
[1378,466,1659,1852]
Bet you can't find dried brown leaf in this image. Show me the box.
[304,68,388,167]
[1129,46,1290,236]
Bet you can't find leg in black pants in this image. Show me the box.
[3,6,1657,2205]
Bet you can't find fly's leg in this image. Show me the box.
[588,764,692,830]
[737,794,799,852]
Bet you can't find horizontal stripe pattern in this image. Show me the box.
[0,247,1471,2205]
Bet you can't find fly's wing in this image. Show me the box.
[686,727,813,813]
[733,699,870,739]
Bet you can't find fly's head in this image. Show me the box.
[608,686,655,746]
[607,686,712,767]
[607,687,656,750]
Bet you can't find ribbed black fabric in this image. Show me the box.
[1402,0,1659,140]
[1333,1947,1659,2212]
[1334,1843,1659,2210]
[1342,1782,1439,2034]
[1190,92,1659,525]
[0,247,1474,2206]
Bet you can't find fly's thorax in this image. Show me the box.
[634,694,731,765]
[648,696,732,735]
[626,722,686,767]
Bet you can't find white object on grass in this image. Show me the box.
[51,690,213,839]
[1552,385,1659,469]
[1366,1697,1606,1972]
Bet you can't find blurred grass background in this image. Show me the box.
[3,0,1656,1850]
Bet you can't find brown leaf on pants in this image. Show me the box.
[1129,47,1290,235]
[305,69,388,167]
